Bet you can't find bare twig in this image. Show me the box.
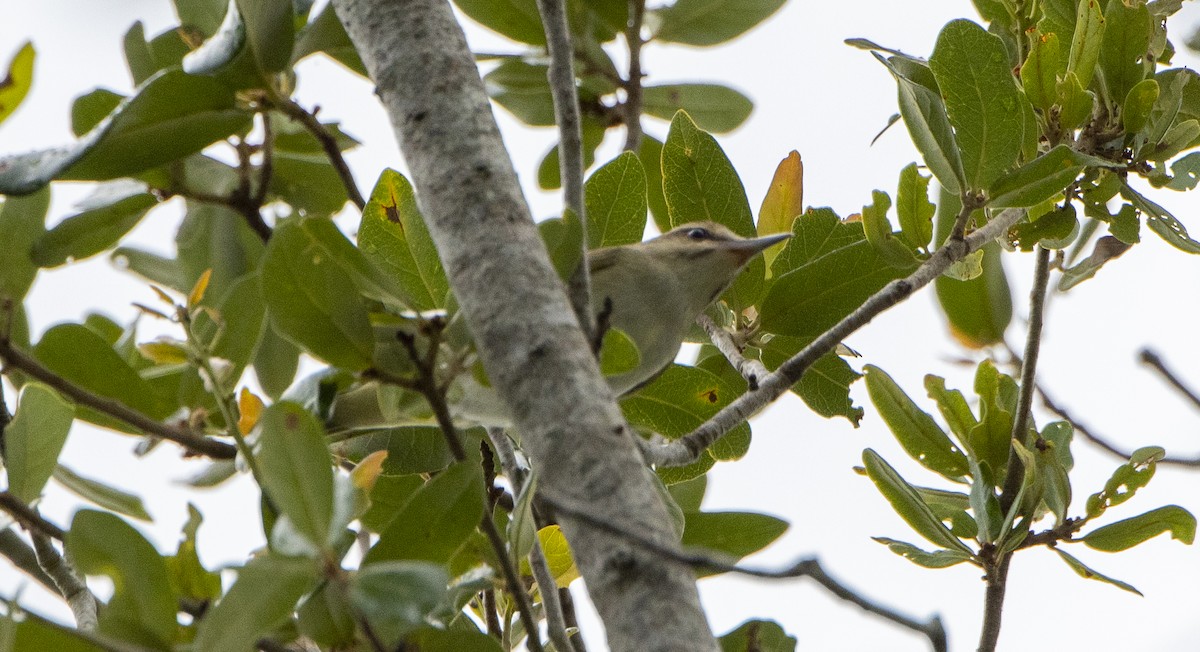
[982,245,1051,652]
[540,491,946,652]
[1139,348,1200,411]
[385,331,544,652]
[535,0,595,343]
[1038,385,1200,467]
[0,492,66,540]
[487,428,578,652]
[32,532,98,630]
[622,0,646,152]
[696,314,768,390]
[0,528,58,593]
[252,112,275,208]
[0,339,237,459]
[233,136,274,243]
[642,208,1027,467]
[275,98,366,210]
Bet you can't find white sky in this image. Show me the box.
[2,1,1200,650]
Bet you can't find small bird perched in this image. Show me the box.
[451,221,790,423]
[329,221,790,430]
[589,221,790,395]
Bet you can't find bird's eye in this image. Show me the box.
[686,227,710,240]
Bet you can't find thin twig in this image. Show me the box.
[643,207,1027,467]
[0,339,237,459]
[0,491,66,540]
[535,0,595,343]
[483,589,503,638]
[1038,385,1200,467]
[386,332,544,652]
[233,136,274,243]
[0,528,58,593]
[622,0,646,152]
[982,245,1051,652]
[540,491,946,652]
[252,112,275,208]
[32,532,98,630]
[487,428,577,652]
[275,98,366,210]
[1139,348,1200,411]
[696,314,768,390]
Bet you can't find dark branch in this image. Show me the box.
[0,492,66,540]
[0,338,237,459]
[275,98,366,210]
[1139,348,1200,411]
[622,0,646,152]
[540,491,946,652]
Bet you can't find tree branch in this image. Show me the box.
[0,491,66,540]
[0,338,237,459]
[0,528,58,594]
[536,0,595,342]
[32,532,99,631]
[274,98,366,210]
[696,314,768,390]
[643,208,1027,467]
[622,0,646,152]
[1038,385,1200,467]
[331,1,717,649]
[540,491,946,652]
[982,245,1051,652]
[1139,348,1200,411]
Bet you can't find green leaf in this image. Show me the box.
[759,335,863,425]
[538,208,584,282]
[235,0,296,74]
[987,145,1093,208]
[296,581,357,648]
[642,84,753,133]
[0,42,34,125]
[269,151,350,217]
[365,461,485,565]
[0,187,49,302]
[291,1,367,76]
[639,135,670,233]
[872,537,976,568]
[862,449,974,554]
[622,364,752,461]
[875,53,965,194]
[71,89,124,137]
[165,505,223,603]
[1085,446,1165,519]
[406,629,505,652]
[681,511,787,576]
[351,562,449,646]
[1053,547,1142,595]
[194,555,317,652]
[971,359,1017,478]
[254,324,301,399]
[896,163,934,250]
[262,219,376,369]
[195,272,268,368]
[1098,0,1151,107]
[585,152,649,248]
[258,402,335,550]
[1009,204,1079,251]
[1057,71,1095,130]
[1083,505,1197,552]
[335,427,454,478]
[175,0,229,37]
[1164,151,1200,190]
[66,510,175,648]
[1059,235,1131,290]
[1067,0,1106,89]
[358,169,450,311]
[932,190,1012,347]
[662,111,763,310]
[452,0,545,45]
[929,19,1024,190]
[10,610,107,651]
[861,189,918,268]
[668,474,707,513]
[32,185,156,267]
[757,151,804,270]
[761,214,905,338]
[719,619,797,652]
[5,384,74,503]
[923,375,979,449]
[175,199,265,301]
[655,0,786,46]
[53,465,152,522]
[599,327,641,377]
[1120,183,1200,253]
[0,70,252,194]
[1022,32,1064,111]
[864,365,969,481]
[484,58,554,126]
[34,323,173,424]
[539,116,606,191]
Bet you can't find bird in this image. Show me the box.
[449,220,791,424]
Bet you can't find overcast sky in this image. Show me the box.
[2,1,1200,650]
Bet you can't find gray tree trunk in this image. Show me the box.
[331,1,719,650]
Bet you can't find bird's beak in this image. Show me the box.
[725,232,792,262]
